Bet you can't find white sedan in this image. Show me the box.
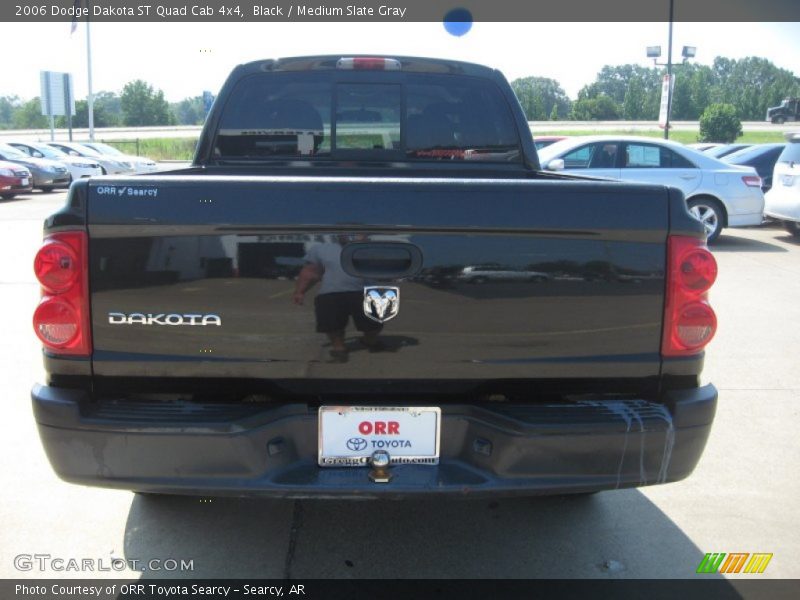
[538,136,765,242]
[45,141,134,175]
[7,140,103,181]
[80,142,158,174]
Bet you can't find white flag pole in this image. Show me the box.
[86,1,95,140]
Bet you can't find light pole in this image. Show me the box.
[647,0,696,139]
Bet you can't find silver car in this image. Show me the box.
[80,142,158,174]
[538,135,765,242]
[45,141,134,175]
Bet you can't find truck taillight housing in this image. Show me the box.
[662,236,717,356]
[33,232,91,356]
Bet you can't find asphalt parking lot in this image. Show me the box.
[1,189,798,581]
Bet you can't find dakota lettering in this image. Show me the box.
[107,313,222,326]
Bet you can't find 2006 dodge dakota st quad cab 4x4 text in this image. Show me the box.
[31,56,718,498]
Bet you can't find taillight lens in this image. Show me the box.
[33,299,79,347]
[674,302,717,350]
[742,175,762,188]
[32,232,91,356]
[663,236,717,357]
[34,240,79,293]
[676,247,717,293]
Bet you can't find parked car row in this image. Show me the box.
[0,139,159,200]
[0,144,71,193]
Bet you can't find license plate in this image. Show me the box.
[21,178,29,186]
[782,174,795,186]
[318,406,441,467]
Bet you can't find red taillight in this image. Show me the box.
[336,57,401,71]
[32,232,91,356]
[33,299,79,347]
[34,239,79,293]
[662,236,717,357]
[742,175,762,188]
[676,246,717,293]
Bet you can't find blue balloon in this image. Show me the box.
[443,8,473,37]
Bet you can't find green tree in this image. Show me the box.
[698,103,742,143]
[11,98,48,129]
[549,104,559,121]
[570,95,621,120]
[511,77,572,120]
[55,93,121,128]
[0,96,19,129]
[670,69,694,120]
[582,64,662,104]
[709,57,800,119]
[688,66,713,120]
[120,80,175,126]
[171,96,206,125]
[93,91,123,125]
[579,64,662,120]
[622,77,646,119]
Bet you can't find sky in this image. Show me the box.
[1,21,798,103]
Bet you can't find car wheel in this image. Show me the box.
[100,167,107,175]
[773,116,786,125]
[687,198,724,243]
[784,221,800,237]
[1,194,13,200]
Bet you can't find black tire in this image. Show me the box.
[687,198,724,243]
[1,194,13,200]
[772,116,786,125]
[784,221,800,237]
[100,167,107,175]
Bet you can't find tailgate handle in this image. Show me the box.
[341,243,423,280]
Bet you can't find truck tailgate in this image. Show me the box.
[86,175,669,385]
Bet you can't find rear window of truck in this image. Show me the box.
[213,73,521,163]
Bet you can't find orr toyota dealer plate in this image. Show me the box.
[318,406,441,467]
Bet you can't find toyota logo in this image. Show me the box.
[346,437,368,452]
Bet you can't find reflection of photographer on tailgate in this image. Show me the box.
[293,235,384,362]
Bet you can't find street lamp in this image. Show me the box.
[646,0,696,139]
[646,45,698,65]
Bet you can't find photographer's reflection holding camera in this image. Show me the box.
[293,235,385,363]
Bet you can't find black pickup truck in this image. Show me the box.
[32,56,719,498]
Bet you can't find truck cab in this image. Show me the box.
[767,97,800,124]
